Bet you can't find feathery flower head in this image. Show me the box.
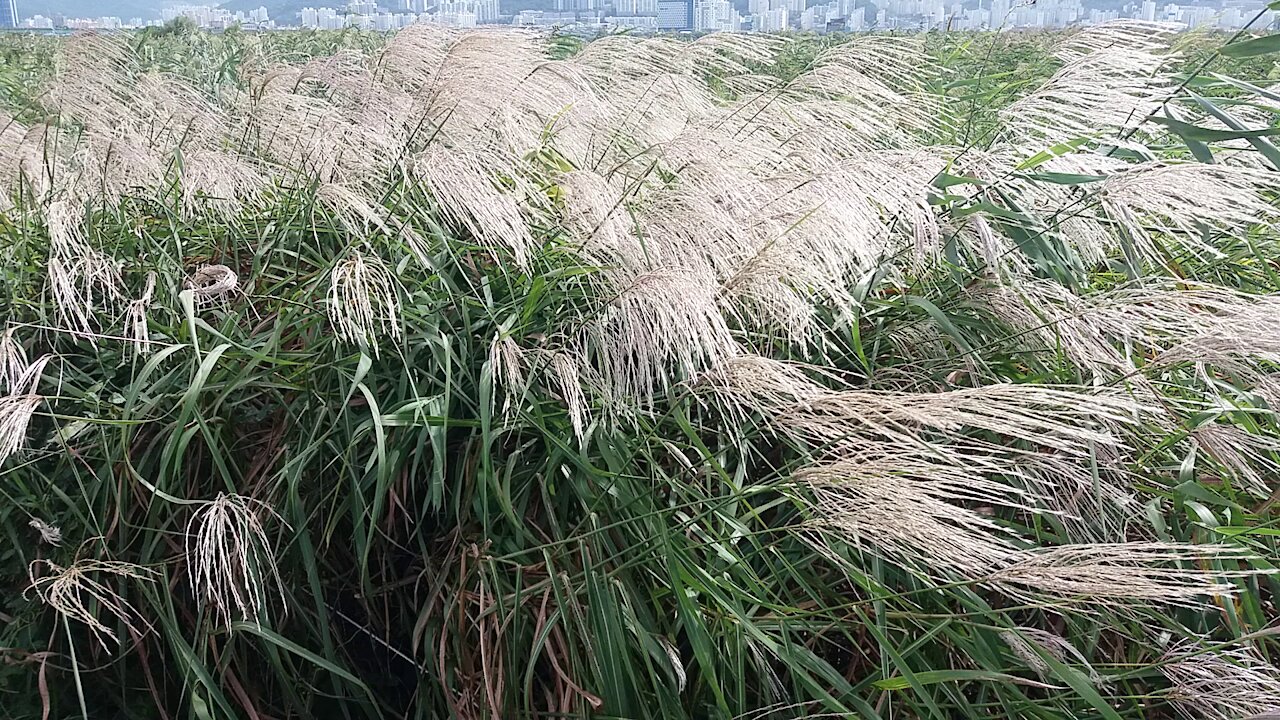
[1098,163,1279,264]
[0,354,51,465]
[316,183,429,263]
[489,332,526,419]
[998,47,1169,154]
[1189,424,1280,497]
[1001,626,1105,684]
[46,201,123,335]
[328,252,402,356]
[413,144,537,267]
[692,355,831,428]
[27,557,157,650]
[544,349,590,440]
[124,272,157,356]
[29,518,63,546]
[0,327,28,392]
[178,150,267,219]
[594,267,738,405]
[185,492,286,630]
[1053,20,1181,63]
[991,542,1262,608]
[780,384,1147,458]
[799,456,1027,577]
[1162,641,1280,720]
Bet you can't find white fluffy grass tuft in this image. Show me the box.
[991,543,1263,608]
[27,557,158,650]
[799,456,1026,577]
[328,252,402,355]
[1162,641,1280,720]
[0,353,51,464]
[124,272,157,356]
[185,493,287,631]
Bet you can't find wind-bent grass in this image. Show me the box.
[1,22,1280,719]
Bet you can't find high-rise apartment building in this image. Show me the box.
[988,0,1009,25]
[800,3,826,29]
[694,0,737,30]
[611,0,658,15]
[657,0,692,28]
[754,5,786,29]
[474,0,499,22]
[0,0,17,28]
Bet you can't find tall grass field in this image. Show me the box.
[2,20,1280,719]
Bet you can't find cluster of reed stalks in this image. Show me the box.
[1,22,1279,719]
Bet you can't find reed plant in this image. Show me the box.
[1,22,1279,719]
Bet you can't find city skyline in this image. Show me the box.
[10,0,1278,33]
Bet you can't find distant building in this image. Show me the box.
[302,7,346,28]
[1179,5,1216,26]
[657,0,692,28]
[755,5,786,29]
[694,0,737,30]
[475,0,499,22]
[159,4,272,28]
[608,14,658,26]
[0,0,17,28]
[800,3,825,29]
[846,5,864,28]
[610,0,658,15]
[427,8,477,25]
[989,0,1009,25]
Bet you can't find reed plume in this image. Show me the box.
[186,493,287,630]
[27,557,157,650]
